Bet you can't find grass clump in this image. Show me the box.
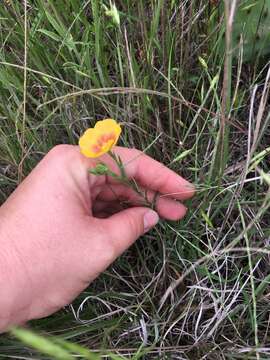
[1,0,270,358]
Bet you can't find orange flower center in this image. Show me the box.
[91,132,116,154]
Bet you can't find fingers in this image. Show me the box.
[91,147,195,201]
[98,207,159,256]
[56,145,194,202]
[94,183,187,220]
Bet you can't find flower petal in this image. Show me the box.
[79,119,122,158]
[95,118,121,147]
[79,129,100,158]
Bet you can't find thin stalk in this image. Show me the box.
[18,0,28,182]
[211,0,237,181]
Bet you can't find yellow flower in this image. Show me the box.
[79,119,121,158]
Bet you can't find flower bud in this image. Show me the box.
[89,163,109,176]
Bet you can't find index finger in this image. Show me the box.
[101,147,195,201]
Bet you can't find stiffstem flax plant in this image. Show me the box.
[79,119,154,208]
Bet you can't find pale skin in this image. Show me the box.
[0,145,195,332]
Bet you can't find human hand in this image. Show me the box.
[0,145,194,331]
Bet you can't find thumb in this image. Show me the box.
[99,207,159,256]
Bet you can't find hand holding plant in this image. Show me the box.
[0,123,194,332]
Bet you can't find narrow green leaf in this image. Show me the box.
[198,56,208,69]
[200,209,214,228]
[10,327,73,360]
[171,149,193,164]
[37,29,61,42]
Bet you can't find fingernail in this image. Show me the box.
[144,210,159,232]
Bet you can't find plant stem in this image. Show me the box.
[108,151,156,209]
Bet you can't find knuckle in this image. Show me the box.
[148,163,166,188]
[93,220,118,262]
[125,211,143,239]
[128,148,144,159]
[102,234,118,264]
[47,144,72,159]
[45,145,78,165]
[132,148,143,156]
[105,211,144,257]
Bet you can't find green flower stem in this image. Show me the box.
[89,151,157,209]
[108,151,155,208]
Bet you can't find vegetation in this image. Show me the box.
[0,0,270,358]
